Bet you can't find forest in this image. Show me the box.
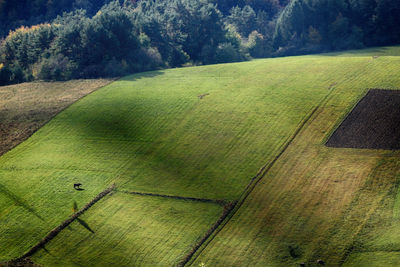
[0,0,399,85]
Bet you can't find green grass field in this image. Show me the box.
[32,192,222,266]
[1,46,400,266]
[192,50,400,266]
[0,79,112,156]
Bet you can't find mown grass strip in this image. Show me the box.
[118,190,227,206]
[12,184,115,262]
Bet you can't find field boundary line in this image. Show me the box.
[10,183,116,263]
[0,79,116,159]
[118,190,227,206]
[323,87,370,146]
[184,91,335,266]
[178,201,237,267]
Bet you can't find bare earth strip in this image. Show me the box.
[0,79,113,157]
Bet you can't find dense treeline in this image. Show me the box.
[0,0,399,85]
[0,0,286,85]
[274,0,400,55]
[0,0,117,37]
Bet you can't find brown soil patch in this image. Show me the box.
[326,89,400,149]
[0,79,113,156]
[0,257,42,267]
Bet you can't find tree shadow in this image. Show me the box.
[76,218,95,234]
[118,70,165,82]
[0,184,44,221]
[319,46,397,57]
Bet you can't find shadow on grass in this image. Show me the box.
[319,46,400,57]
[0,184,44,221]
[76,218,95,234]
[118,70,165,82]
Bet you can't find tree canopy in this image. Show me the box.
[0,0,399,85]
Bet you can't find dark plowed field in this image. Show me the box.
[326,89,400,149]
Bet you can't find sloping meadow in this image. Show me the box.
[192,50,400,266]
[1,46,400,265]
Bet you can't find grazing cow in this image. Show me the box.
[317,259,325,265]
[74,183,82,190]
[299,263,306,267]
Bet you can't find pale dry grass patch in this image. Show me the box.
[0,79,113,156]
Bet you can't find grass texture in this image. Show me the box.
[32,192,222,266]
[1,46,400,266]
[192,48,400,266]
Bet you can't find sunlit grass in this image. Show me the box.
[32,192,222,266]
[193,48,400,266]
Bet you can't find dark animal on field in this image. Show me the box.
[299,263,306,267]
[198,93,209,99]
[328,82,337,90]
[74,183,82,190]
[317,259,325,265]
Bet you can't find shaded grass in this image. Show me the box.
[32,192,223,267]
[319,45,400,57]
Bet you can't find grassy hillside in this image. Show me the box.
[192,49,400,266]
[33,192,223,266]
[1,46,400,266]
[0,55,328,263]
[0,79,112,156]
